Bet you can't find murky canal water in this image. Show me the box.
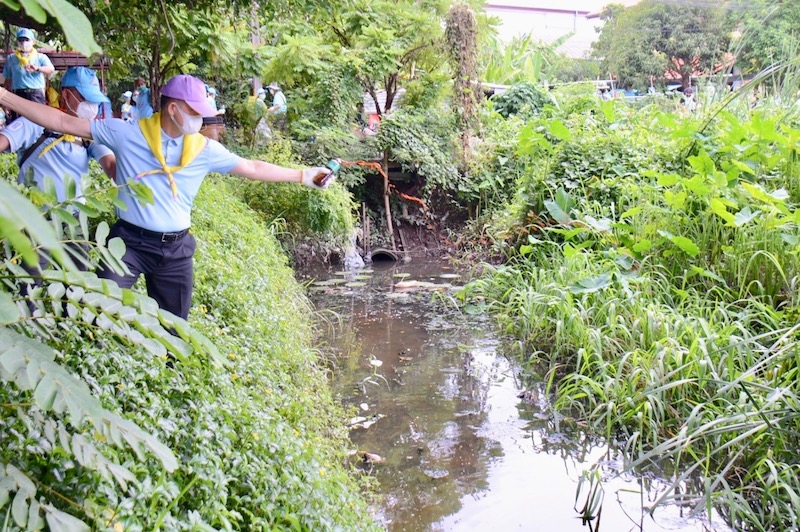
[300,260,729,532]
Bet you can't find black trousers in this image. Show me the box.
[8,89,46,123]
[98,221,196,320]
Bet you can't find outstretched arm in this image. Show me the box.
[229,158,333,189]
[229,159,303,183]
[0,87,92,138]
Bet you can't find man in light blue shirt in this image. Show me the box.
[133,77,153,119]
[0,74,335,320]
[3,28,54,114]
[0,66,115,204]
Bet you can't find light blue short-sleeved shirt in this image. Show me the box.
[2,117,113,203]
[2,52,53,90]
[271,91,287,114]
[135,87,154,119]
[90,118,242,232]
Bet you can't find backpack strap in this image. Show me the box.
[18,130,60,168]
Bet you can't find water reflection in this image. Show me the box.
[301,261,729,532]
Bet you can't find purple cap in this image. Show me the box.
[161,74,217,117]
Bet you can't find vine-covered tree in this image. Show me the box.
[592,0,730,88]
[446,2,480,167]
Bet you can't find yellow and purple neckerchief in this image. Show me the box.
[135,112,207,199]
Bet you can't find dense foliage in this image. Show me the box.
[462,83,800,529]
[0,160,376,530]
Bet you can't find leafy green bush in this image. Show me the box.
[492,82,556,119]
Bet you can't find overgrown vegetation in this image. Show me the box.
[460,77,800,529]
[0,159,377,530]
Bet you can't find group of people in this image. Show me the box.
[1,28,335,323]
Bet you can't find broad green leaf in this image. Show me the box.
[733,207,759,227]
[19,0,47,22]
[549,120,572,141]
[95,222,110,247]
[50,207,79,227]
[544,200,571,225]
[632,239,652,253]
[569,272,612,294]
[39,0,102,56]
[730,159,756,176]
[44,505,90,532]
[0,292,21,325]
[12,488,28,527]
[741,182,774,204]
[108,237,127,261]
[584,216,611,232]
[656,173,680,187]
[620,206,642,220]
[709,198,735,224]
[0,181,72,268]
[670,235,699,257]
[33,374,58,410]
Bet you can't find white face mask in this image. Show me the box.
[65,92,99,120]
[19,41,33,53]
[77,101,100,120]
[171,104,203,135]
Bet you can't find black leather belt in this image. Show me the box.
[117,219,189,243]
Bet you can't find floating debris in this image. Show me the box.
[398,356,414,362]
[348,414,384,429]
[359,402,370,411]
[393,272,411,278]
[363,452,384,464]
[439,273,461,279]
[394,280,452,291]
[422,468,449,479]
[345,281,367,287]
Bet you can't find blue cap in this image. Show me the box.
[207,87,216,95]
[16,28,34,41]
[61,67,110,104]
[257,88,265,95]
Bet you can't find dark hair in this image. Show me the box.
[160,95,179,110]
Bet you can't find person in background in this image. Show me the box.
[0,66,115,209]
[266,82,287,131]
[3,28,55,121]
[132,77,153,119]
[0,74,335,320]
[681,86,697,113]
[205,86,225,116]
[255,87,267,110]
[120,90,133,121]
